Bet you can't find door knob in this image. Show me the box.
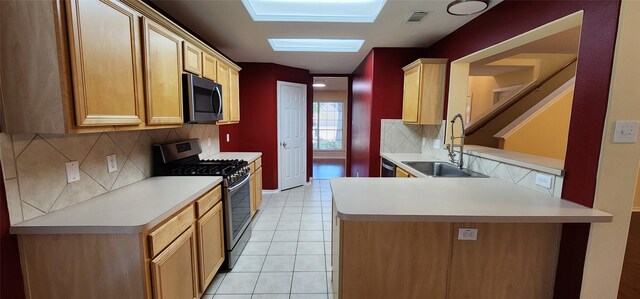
[281,142,287,147]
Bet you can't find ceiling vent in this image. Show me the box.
[406,11,429,23]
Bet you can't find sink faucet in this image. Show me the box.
[446,113,465,169]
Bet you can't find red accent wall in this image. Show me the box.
[350,48,425,177]
[1,164,25,299]
[422,1,621,297]
[219,63,313,190]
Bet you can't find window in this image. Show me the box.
[312,102,344,150]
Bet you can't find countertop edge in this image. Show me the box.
[336,211,613,223]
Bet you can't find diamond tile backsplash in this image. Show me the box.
[381,119,565,198]
[0,124,220,225]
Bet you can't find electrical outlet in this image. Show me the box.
[458,228,478,241]
[356,170,360,177]
[433,139,441,149]
[226,134,230,143]
[535,173,553,189]
[207,138,212,147]
[65,161,80,183]
[613,120,639,143]
[107,154,118,173]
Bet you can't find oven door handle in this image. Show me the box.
[228,174,251,192]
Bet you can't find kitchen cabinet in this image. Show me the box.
[229,68,240,122]
[396,167,411,178]
[0,0,240,134]
[143,18,183,125]
[402,59,448,125]
[217,62,231,123]
[150,225,199,299]
[249,157,263,217]
[196,201,225,293]
[66,0,146,127]
[202,52,217,81]
[183,41,203,76]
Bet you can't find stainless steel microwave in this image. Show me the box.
[182,73,223,123]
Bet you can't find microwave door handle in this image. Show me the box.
[215,86,223,116]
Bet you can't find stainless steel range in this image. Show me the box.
[152,139,251,269]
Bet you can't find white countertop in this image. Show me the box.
[331,178,611,223]
[11,176,222,235]
[210,152,261,163]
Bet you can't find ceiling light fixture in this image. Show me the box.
[313,83,327,88]
[447,0,489,16]
[268,39,365,52]
[242,0,387,23]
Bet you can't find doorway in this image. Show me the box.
[311,76,349,179]
[277,81,307,191]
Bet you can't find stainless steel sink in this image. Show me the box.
[402,161,489,178]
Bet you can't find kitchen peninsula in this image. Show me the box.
[330,177,611,299]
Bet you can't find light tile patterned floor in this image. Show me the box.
[202,179,334,299]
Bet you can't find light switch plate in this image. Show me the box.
[535,173,553,189]
[65,161,80,183]
[613,120,639,143]
[458,228,478,241]
[107,154,118,173]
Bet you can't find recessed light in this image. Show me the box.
[268,39,365,52]
[242,0,387,23]
[313,83,327,88]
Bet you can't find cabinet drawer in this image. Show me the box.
[196,185,222,218]
[149,204,196,257]
[249,161,256,174]
[254,157,262,169]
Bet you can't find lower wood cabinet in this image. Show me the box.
[196,201,225,293]
[250,171,257,217]
[150,224,199,299]
[250,158,263,217]
[255,167,263,210]
[396,167,411,178]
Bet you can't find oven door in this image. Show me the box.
[183,74,223,123]
[224,173,251,250]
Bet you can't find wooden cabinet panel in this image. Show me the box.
[196,185,222,218]
[229,68,240,122]
[395,167,411,178]
[255,167,263,210]
[183,41,202,76]
[339,221,451,299]
[196,201,225,293]
[217,62,231,123]
[448,223,561,299]
[66,0,144,126]
[202,53,217,81]
[143,18,183,125]
[402,59,447,125]
[149,205,196,257]
[151,225,199,299]
[250,171,257,217]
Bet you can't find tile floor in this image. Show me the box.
[202,179,334,299]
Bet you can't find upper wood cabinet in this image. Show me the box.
[217,62,231,123]
[216,61,241,124]
[66,0,145,127]
[229,69,240,122]
[151,224,199,299]
[402,59,447,125]
[143,18,184,125]
[0,0,240,134]
[202,52,217,81]
[183,41,203,76]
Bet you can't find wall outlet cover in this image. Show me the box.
[65,161,80,183]
[458,228,478,240]
[613,120,639,143]
[107,154,118,173]
[226,134,230,143]
[535,173,553,189]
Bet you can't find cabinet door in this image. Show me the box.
[396,167,411,178]
[183,41,202,76]
[150,225,198,299]
[229,69,240,122]
[250,172,257,217]
[66,0,144,126]
[196,201,225,293]
[142,18,183,125]
[401,64,421,124]
[216,62,230,123]
[255,167,263,210]
[202,53,217,81]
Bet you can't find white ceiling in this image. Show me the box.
[150,0,502,74]
[314,76,349,91]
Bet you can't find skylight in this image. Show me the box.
[268,39,365,52]
[242,0,387,23]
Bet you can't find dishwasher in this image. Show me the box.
[381,158,396,177]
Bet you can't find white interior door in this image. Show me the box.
[278,81,307,190]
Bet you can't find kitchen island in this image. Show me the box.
[330,177,611,299]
